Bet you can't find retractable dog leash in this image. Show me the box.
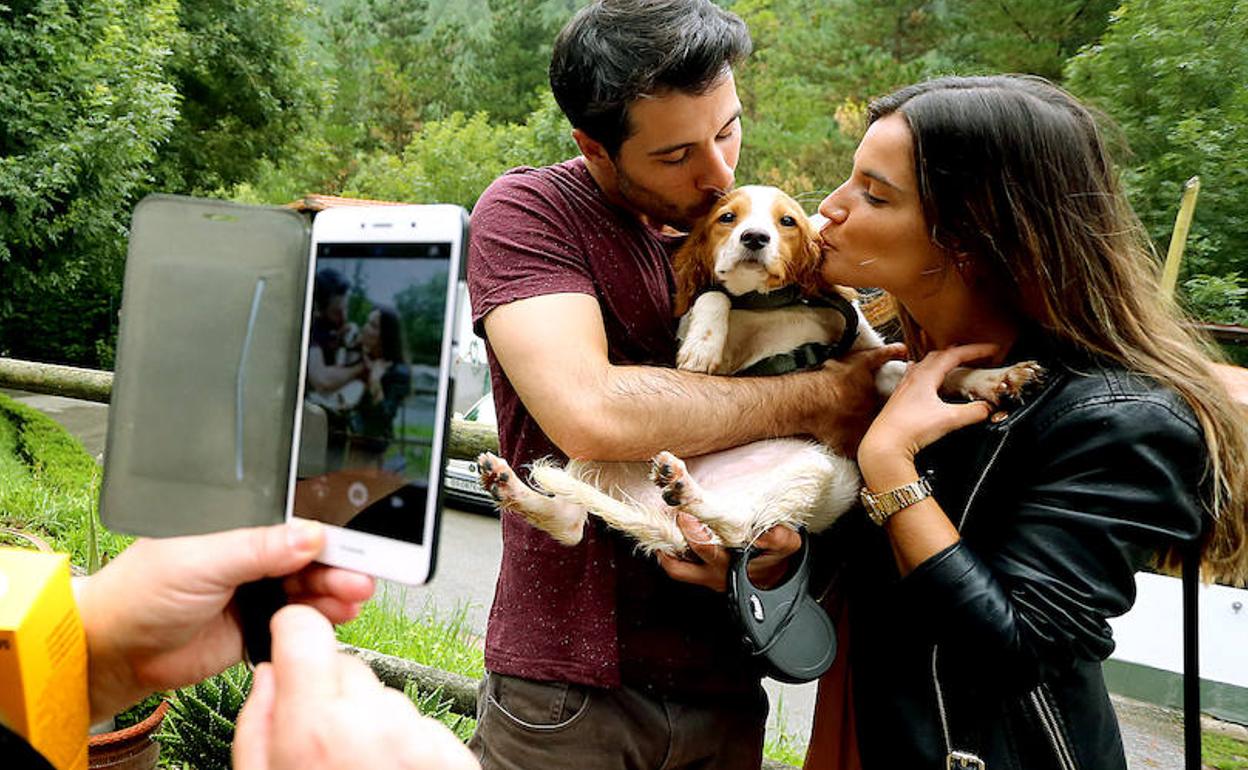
[726,529,837,684]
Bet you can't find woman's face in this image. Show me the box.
[361,309,381,355]
[817,113,948,299]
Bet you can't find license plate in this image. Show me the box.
[445,477,479,493]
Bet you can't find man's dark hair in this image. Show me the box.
[549,0,751,157]
[313,267,350,312]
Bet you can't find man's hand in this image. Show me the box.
[77,521,374,723]
[803,343,907,455]
[657,513,802,592]
[233,605,480,770]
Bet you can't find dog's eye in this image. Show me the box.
[718,211,736,224]
[779,215,797,227]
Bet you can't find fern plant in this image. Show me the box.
[156,664,253,770]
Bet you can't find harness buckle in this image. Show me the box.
[947,750,987,770]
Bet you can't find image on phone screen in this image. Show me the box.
[292,241,452,546]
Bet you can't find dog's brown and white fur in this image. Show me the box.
[478,186,1040,555]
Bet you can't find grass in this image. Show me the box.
[335,586,485,741]
[1206,733,1248,769]
[335,586,486,680]
[0,393,131,570]
[764,695,809,767]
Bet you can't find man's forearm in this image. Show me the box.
[553,363,831,460]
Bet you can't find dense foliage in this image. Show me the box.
[1066,0,1248,282]
[3,0,1246,368]
[0,0,179,365]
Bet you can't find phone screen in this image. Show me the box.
[292,240,452,545]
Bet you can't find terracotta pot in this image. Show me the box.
[88,700,169,770]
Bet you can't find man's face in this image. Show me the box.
[608,72,742,231]
[325,294,347,329]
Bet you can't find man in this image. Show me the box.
[467,2,900,768]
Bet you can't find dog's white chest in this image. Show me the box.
[723,305,849,373]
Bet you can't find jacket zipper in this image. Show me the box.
[931,431,1010,760]
[928,425,1079,770]
[1030,686,1079,770]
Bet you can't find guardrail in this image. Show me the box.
[0,357,498,460]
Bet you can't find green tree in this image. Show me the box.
[943,0,1117,81]
[394,273,450,366]
[730,0,950,198]
[461,0,574,124]
[1066,0,1248,284]
[151,0,325,195]
[344,92,576,209]
[320,0,472,155]
[0,0,179,366]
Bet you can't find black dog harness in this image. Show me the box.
[697,286,861,377]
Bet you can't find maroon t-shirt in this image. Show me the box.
[469,158,762,701]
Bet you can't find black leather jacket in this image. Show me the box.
[841,343,1207,769]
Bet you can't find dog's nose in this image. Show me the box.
[740,229,770,251]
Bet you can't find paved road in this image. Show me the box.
[8,387,1242,767]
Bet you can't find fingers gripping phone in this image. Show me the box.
[288,205,466,585]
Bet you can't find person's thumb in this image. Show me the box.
[947,400,994,433]
[200,521,326,589]
[232,663,276,770]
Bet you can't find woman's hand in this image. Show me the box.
[858,344,998,489]
[77,521,374,723]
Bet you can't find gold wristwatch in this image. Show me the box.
[860,474,933,527]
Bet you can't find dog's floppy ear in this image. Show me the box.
[789,211,826,298]
[672,222,715,317]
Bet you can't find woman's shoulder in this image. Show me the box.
[1027,356,1202,438]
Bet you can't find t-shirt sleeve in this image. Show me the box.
[467,169,597,339]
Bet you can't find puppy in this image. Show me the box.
[478,186,1041,554]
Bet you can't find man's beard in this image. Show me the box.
[616,165,721,232]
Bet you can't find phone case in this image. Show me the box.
[100,195,311,536]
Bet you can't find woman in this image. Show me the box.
[811,75,1248,769]
[348,304,411,466]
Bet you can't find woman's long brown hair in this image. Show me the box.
[874,75,1248,585]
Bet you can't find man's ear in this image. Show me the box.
[573,129,615,176]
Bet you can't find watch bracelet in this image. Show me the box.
[860,474,933,525]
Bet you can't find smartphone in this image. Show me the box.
[288,204,466,585]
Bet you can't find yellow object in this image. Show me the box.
[1160,176,1201,299]
[0,548,88,770]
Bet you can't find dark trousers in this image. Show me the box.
[469,672,768,770]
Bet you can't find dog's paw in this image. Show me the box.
[874,359,908,398]
[959,361,1046,405]
[477,452,522,505]
[650,450,701,507]
[676,337,723,374]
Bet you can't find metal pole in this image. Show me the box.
[1183,547,1201,770]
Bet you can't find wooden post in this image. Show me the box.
[0,358,113,403]
[1160,176,1201,299]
